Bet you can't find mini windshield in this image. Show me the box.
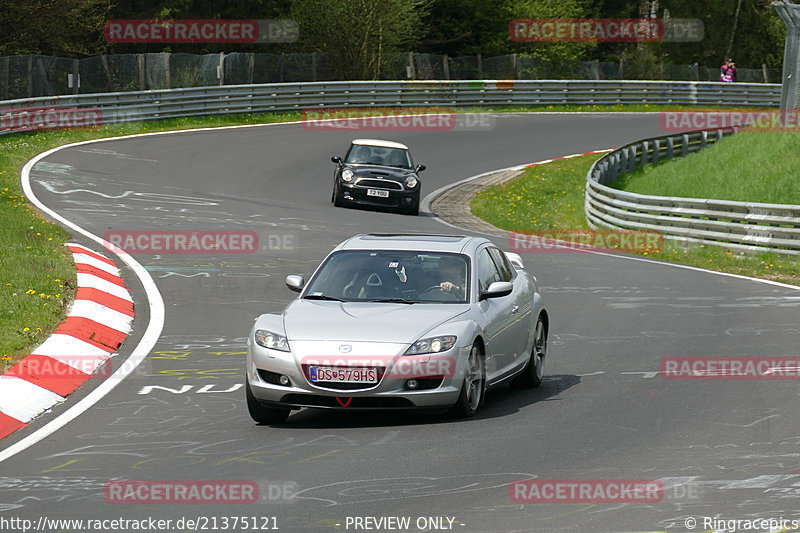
[345,145,413,169]
[304,250,469,303]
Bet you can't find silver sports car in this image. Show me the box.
[245,233,548,423]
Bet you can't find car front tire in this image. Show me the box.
[449,343,485,418]
[511,315,546,389]
[246,380,290,424]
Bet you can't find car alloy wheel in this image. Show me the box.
[450,344,484,418]
[512,315,546,389]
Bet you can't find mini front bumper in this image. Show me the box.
[337,182,419,209]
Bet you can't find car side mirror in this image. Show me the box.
[415,164,426,172]
[331,155,342,165]
[480,281,513,300]
[285,274,305,293]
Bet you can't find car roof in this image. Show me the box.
[351,139,409,150]
[335,233,491,254]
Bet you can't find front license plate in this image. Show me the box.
[366,189,389,198]
[309,366,378,383]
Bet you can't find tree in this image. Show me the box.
[290,0,430,80]
[0,0,114,56]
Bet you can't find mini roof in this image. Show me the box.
[351,139,409,150]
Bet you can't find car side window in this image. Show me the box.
[488,248,515,282]
[476,248,501,293]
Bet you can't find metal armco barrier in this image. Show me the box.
[585,129,800,254]
[0,80,781,133]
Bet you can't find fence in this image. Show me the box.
[585,130,800,254]
[0,52,781,99]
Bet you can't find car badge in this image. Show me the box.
[338,344,352,353]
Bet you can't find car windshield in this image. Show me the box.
[344,145,413,169]
[303,250,469,303]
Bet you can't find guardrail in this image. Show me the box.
[585,129,800,254]
[0,80,781,132]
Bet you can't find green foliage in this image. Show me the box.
[610,131,800,204]
[0,0,114,56]
[290,0,430,80]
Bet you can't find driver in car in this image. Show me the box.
[350,146,371,163]
[438,256,466,298]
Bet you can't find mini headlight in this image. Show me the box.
[405,176,418,188]
[405,335,457,355]
[341,169,354,182]
[254,329,290,352]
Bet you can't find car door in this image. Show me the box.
[488,247,533,371]
[475,246,517,382]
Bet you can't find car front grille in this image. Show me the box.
[356,179,402,190]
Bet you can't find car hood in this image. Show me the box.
[283,300,470,343]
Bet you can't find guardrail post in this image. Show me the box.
[628,146,636,173]
[681,134,689,157]
[641,141,649,165]
[609,153,619,182]
[666,136,674,160]
[700,130,707,148]
[653,139,660,164]
[619,147,628,173]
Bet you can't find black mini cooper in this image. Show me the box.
[331,139,425,216]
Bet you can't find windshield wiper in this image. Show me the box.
[370,298,419,304]
[304,294,346,302]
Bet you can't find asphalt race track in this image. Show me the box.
[4,113,800,533]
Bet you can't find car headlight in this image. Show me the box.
[254,329,290,352]
[405,176,418,188]
[405,335,457,355]
[341,169,354,182]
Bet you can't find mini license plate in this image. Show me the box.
[366,189,389,198]
[309,366,378,383]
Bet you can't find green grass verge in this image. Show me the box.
[610,131,800,204]
[471,153,800,286]
[0,103,750,372]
